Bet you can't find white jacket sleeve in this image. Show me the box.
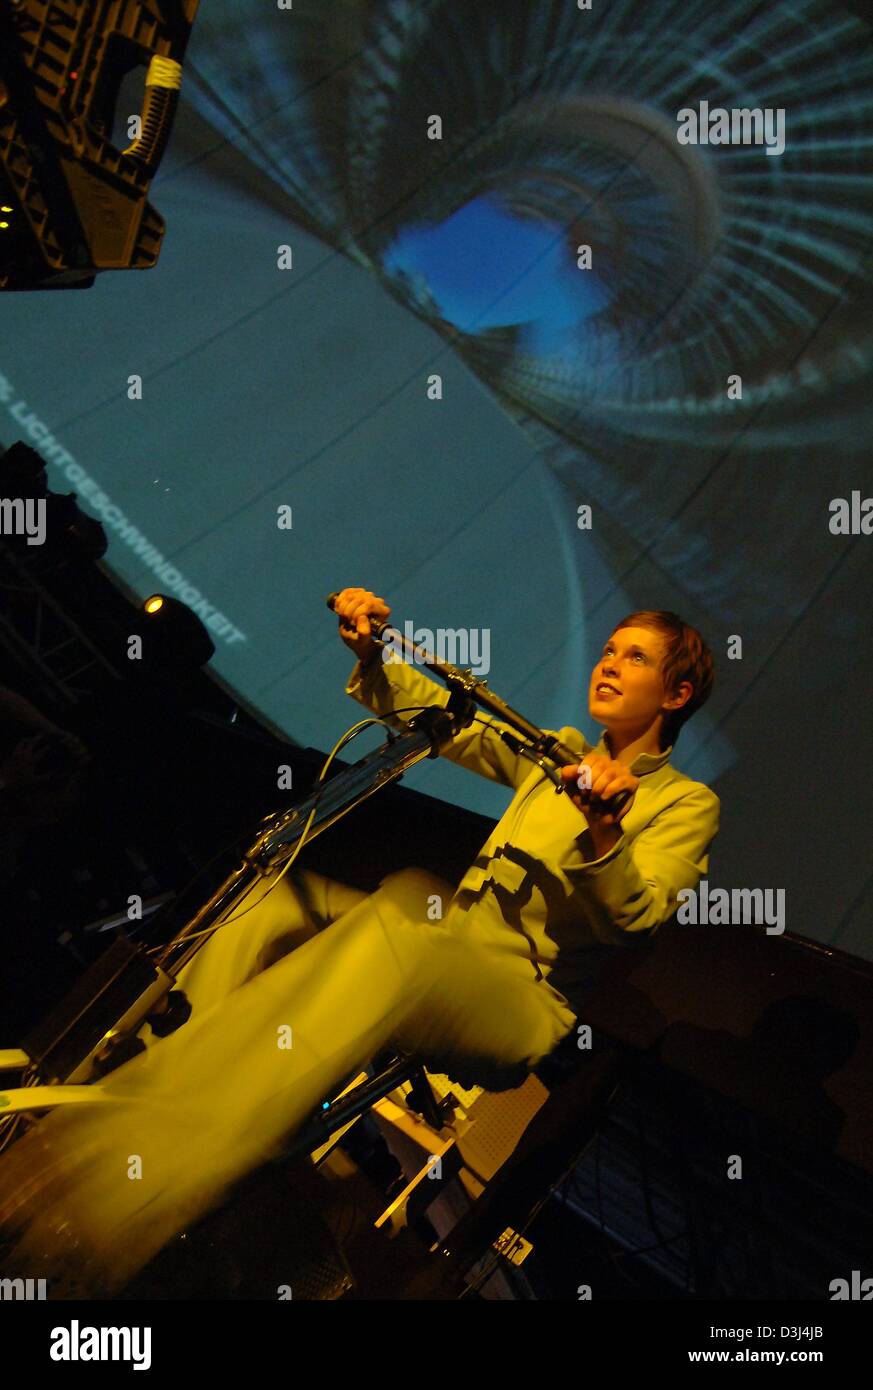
[346,655,531,789]
[560,784,721,940]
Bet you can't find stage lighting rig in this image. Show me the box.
[0,0,200,291]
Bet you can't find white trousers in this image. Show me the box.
[0,866,576,1296]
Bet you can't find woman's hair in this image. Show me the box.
[611,610,714,748]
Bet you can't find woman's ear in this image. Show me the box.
[663,679,693,712]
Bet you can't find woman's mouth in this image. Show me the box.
[595,682,621,697]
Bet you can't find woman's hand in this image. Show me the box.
[334,587,392,665]
[560,755,638,854]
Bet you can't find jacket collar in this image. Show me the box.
[593,732,673,777]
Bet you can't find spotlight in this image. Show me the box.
[141,594,215,668]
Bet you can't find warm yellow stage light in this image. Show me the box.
[144,596,164,613]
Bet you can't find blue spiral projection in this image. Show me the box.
[183,0,873,455]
